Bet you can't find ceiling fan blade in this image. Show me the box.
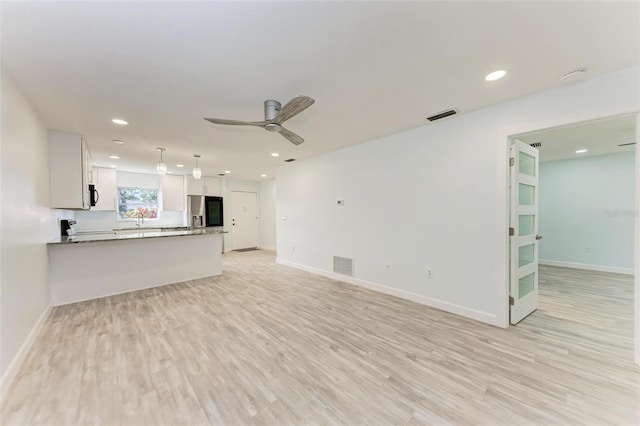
[272,96,315,124]
[279,127,304,145]
[204,118,266,127]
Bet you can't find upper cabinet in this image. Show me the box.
[49,130,92,210]
[92,167,118,211]
[186,175,221,196]
[162,174,185,211]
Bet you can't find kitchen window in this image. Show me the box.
[118,187,158,220]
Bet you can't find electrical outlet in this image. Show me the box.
[585,247,591,253]
[291,245,295,252]
[385,264,391,270]
[427,269,433,278]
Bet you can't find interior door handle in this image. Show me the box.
[536,235,543,240]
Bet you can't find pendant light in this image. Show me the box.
[156,148,167,175]
[192,154,202,179]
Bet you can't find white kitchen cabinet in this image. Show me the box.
[92,167,118,211]
[162,174,185,211]
[49,130,92,209]
[186,175,221,196]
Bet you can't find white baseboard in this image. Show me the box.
[539,259,633,275]
[0,304,52,402]
[276,258,500,327]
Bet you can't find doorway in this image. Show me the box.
[507,114,637,360]
[230,191,259,251]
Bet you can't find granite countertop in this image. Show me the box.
[48,228,226,245]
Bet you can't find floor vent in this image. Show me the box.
[333,256,354,277]
[426,109,458,122]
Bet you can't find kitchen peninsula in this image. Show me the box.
[47,229,224,305]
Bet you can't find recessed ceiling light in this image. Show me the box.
[112,139,125,145]
[561,68,587,81]
[271,152,280,157]
[109,155,120,159]
[485,70,507,81]
[109,165,117,168]
[261,174,267,178]
[176,164,184,168]
[111,118,128,125]
[225,170,231,174]
[576,149,588,154]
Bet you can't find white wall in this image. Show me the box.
[539,152,635,273]
[0,67,72,388]
[74,171,185,231]
[635,113,640,365]
[259,179,277,251]
[277,65,640,327]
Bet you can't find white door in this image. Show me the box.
[230,191,259,250]
[510,139,540,324]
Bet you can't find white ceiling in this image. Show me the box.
[518,114,637,162]
[2,1,639,180]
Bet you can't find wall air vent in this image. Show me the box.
[426,109,458,122]
[285,158,297,163]
[618,142,637,147]
[218,173,225,176]
[333,256,354,277]
[530,142,542,148]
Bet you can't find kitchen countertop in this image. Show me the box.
[48,228,226,245]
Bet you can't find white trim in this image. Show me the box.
[0,304,52,402]
[276,258,500,327]
[539,259,633,275]
[635,112,640,366]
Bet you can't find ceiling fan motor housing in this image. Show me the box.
[264,100,281,121]
[265,123,282,132]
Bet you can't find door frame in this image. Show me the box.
[497,111,640,365]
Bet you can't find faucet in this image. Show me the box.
[136,209,145,229]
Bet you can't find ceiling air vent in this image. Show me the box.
[618,142,636,147]
[426,109,458,122]
[284,158,297,163]
[530,142,542,148]
[333,256,354,277]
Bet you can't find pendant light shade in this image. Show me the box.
[156,148,167,175]
[192,154,202,179]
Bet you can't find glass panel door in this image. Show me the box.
[510,138,540,324]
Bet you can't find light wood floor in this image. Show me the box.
[1,252,637,425]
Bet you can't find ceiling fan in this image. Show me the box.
[204,96,315,145]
